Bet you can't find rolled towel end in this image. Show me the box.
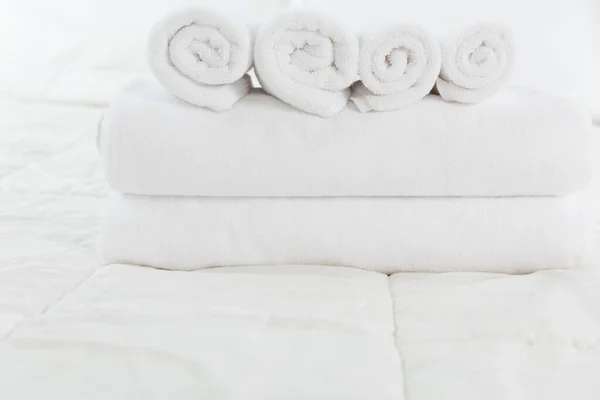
[436,24,513,104]
[147,7,253,111]
[351,24,442,112]
[254,10,359,117]
[351,25,442,112]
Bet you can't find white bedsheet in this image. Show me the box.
[2,94,600,398]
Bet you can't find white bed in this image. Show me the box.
[1,93,600,398]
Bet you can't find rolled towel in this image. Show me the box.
[436,24,513,103]
[351,25,441,112]
[254,10,359,117]
[147,7,253,111]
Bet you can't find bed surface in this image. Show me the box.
[1,95,600,399]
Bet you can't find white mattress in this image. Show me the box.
[2,95,600,399]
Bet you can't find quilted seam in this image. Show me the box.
[0,264,107,344]
[387,276,409,400]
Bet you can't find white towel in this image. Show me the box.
[436,24,513,103]
[98,80,592,197]
[254,10,359,117]
[98,194,591,274]
[147,7,253,111]
[351,25,441,112]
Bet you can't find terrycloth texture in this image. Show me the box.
[147,7,253,111]
[351,25,441,112]
[254,10,359,117]
[98,80,592,197]
[97,194,591,274]
[436,24,513,103]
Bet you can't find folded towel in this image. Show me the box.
[98,80,591,197]
[436,24,513,103]
[350,25,441,112]
[98,194,591,274]
[254,10,359,117]
[147,7,253,111]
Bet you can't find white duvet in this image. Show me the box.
[2,91,600,398]
[2,263,600,399]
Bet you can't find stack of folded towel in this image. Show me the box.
[97,7,593,274]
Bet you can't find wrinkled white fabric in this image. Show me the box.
[2,264,600,399]
[254,10,359,117]
[436,24,513,103]
[351,25,441,112]
[390,268,600,400]
[97,194,591,274]
[147,7,253,111]
[98,80,592,197]
[0,265,404,400]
